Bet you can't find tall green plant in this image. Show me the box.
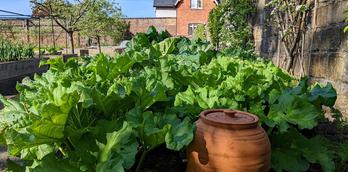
[208,0,254,50]
[193,24,207,41]
[207,4,223,49]
[78,0,127,53]
[0,38,34,62]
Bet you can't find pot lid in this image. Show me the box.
[200,109,259,128]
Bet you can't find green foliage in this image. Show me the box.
[0,38,34,62]
[31,0,118,53]
[34,46,61,55]
[78,0,127,46]
[271,128,334,172]
[46,46,59,55]
[0,27,343,172]
[124,26,171,52]
[193,24,206,41]
[208,4,222,48]
[208,0,254,50]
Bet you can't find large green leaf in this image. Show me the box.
[29,154,81,172]
[0,95,28,129]
[97,122,138,170]
[268,93,320,132]
[309,83,337,107]
[126,108,169,150]
[272,148,310,172]
[165,117,194,150]
[5,159,25,172]
[271,128,335,172]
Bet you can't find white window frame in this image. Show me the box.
[191,0,203,9]
[188,23,199,36]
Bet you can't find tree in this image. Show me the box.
[78,0,127,53]
[267,0,313,74]
[30,0,99,54]
[207,0,254,50]
[208,5,223,49]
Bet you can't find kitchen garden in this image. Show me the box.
[0,0,348,171]
[0,27,347,172]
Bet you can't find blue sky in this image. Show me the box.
[0,0,155,18]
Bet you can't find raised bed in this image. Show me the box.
[0,58,49,96]
[63,54,78,62]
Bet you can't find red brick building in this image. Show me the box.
[175,0,219,36]
[154,0,220,37]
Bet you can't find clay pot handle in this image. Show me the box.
[223,110,236,118]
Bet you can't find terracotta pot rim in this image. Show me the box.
[199,109,259,129]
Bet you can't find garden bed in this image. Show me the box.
[0,58,48,95]
[63,54,78,62]
[0,27,346,172]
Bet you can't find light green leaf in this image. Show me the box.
[29,154,81,172]
[97,122,138,170]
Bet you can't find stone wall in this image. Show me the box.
[254,0,348,116]
[124,17,177,36]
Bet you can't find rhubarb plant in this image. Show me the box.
[0,27,342,172]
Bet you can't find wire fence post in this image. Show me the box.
[38,17,41,59]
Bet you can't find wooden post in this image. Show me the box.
[78,32,81,48]
[26,19,30,44]
[38,18,41,59]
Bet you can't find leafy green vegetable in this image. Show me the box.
[97,122,138,170]
[271,128,335,172]
[0,27,342,172]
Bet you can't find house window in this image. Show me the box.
[191,0,202,9]
[188,23,199,36]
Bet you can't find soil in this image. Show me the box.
[137,145,187,172]
[0,145,187,172]
[0,147,7,171]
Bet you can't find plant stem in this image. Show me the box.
[135,149,148,172]
[58,146,66,157]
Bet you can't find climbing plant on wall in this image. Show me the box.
[207,0,254,51]
[266,0,313,74]
[193,24,207,41]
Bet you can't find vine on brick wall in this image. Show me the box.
[193,24,207,41]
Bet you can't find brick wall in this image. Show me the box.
[0,17,178,50]
[124,17,177,36]
[176,0,216,36]
[254,0,348,117]
[0,19,107,51]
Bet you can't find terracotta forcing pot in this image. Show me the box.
[187,109,271,172]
